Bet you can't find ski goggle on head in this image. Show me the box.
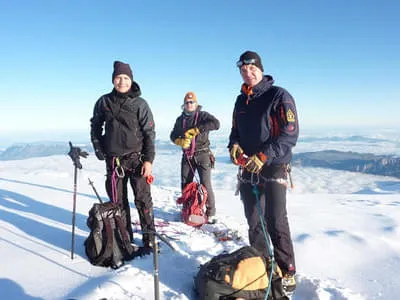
[236,58,257,68]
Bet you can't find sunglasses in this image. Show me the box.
[236,58,257,68]
[184,101,195,105]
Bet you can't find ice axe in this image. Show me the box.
[67,141,88,259]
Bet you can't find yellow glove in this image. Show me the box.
[184,127,200,139]
[229,144,244,165]
[244,153,267,173]
[174,137,192,149]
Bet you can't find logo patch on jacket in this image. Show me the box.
[286,109,295,122]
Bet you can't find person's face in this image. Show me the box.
[184,100,197,112]
[113,74,132,93]
[239,64,263,87]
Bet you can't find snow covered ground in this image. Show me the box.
[1,135,400,299]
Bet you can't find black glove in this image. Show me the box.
[92,139,105,161]
[68,141,88,169]
[95,149,105,161]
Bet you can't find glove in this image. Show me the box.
[92,139,105,161]
[184,127,200,139]
[229,144,244,165]
[244,153,267,174]
[174,137,192,149]
[94,149,105,161]
[68,141,89,169]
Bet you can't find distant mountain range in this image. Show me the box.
[0,141,174,161]
[292,150,400,178]
[0,142,399,179]
[299,135,389,143]
[0,142,79,161]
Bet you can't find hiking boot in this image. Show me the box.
[142,238,161,254]
[282,274,296,296]
[136,246,153,257]
[142,233,155,247]
[207,215,217,224]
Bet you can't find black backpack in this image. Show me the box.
[84,202,137,269]
[194,246,289,300]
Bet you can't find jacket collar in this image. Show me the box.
[112,81,142,100]
[241,75,274,99]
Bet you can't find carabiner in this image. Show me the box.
[250,172,260,185]
[114,157,125,178]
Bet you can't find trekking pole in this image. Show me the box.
[287,163,295,190]
[143,174,160,300]
[71,162,78,260]
[67,142,88,260]
[88,178,104,204]
[150,231,180,299]
[150,231,177,300]
[153,234,160,300]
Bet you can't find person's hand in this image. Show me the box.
[229,144,244,165]
[92,140,105,161]
[141,161,152,177]
[184,127,200,139]
[174,137,192,149]
[94,149,105,160]
[244,153,267,173]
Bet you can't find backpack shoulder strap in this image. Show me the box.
[114,211,136,258]
[92,216,115,266]
[196,183,208,209]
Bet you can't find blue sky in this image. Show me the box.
[1,0,399,142]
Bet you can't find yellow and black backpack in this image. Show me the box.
[194,246,288,300]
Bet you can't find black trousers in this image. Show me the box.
[105,153,155,245]
[181,151,216,217]
[240,164,296,275]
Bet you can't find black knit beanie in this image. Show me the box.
[237,51,264,72]
[112,61,133,82]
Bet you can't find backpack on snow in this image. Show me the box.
[84,202,138,269]
[176,181,208,227]
[194,246,289,300]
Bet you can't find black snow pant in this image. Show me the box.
[240,164,296,275]
[181,150,216,217]
[105,153,155,246]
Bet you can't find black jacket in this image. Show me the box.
[228,76,299,166]
[90,82,155,162]
[170,105,220,152]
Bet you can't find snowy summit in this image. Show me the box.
[1,134,400,299]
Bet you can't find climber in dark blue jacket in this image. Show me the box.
[228,51,299,296]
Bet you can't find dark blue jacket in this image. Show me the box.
[228,76,299,166]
